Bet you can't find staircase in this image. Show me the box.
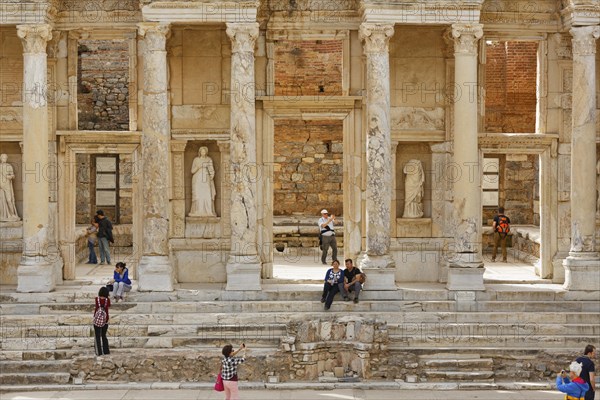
[0,282,598,390]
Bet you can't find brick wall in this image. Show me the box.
[273,120,343,216]
[78,40,130,131]
[274,40,343,96]
[485,41,537,133]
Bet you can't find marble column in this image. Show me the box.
[446,24,485,291]
[225,23,262,291]
[137,23,174,291]
[357,23,396,290]
[16,24,55,292]
[563,26,600,291]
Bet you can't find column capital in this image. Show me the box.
[451,23,483,55]
[17,24,52,54]
[138,22,171,52]
[359,23,394,53]
[570,26,600,56]
[226,22,259,54]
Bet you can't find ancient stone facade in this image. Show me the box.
[0,0,598,292]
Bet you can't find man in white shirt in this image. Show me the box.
[318,209,337,265]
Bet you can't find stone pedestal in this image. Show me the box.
[16,24,55,292]
[358,23,396,289]
[396,218,432,238]
[446,24,485,291]
[225,23,262,290]
[137,256,174,292]
[185,216,221,238]
[137,23,174,291]
[563,26,600,291]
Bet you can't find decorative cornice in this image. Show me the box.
[17,24,53,54]
[359,23,394,53]
[570,26,600,56]
[226,22,259,53]
[451,23,483,55]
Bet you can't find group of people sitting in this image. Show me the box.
[320,259,365,310]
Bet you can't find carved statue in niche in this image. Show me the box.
[0,153,20,222]
[189,146,217,217]
[402,159,425,219]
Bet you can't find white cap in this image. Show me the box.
[321,209,328,214]
[569,361,583,376]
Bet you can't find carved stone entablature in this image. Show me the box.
[360,0,482,24]
[560,0,600,27]
[141,1,259,23]
[480,0,560,27]
[391,107,444,131]
[479,133,559,158]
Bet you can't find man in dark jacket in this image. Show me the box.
[96,210,113,265]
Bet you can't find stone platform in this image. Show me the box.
[0,275,598,391]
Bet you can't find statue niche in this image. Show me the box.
[0,153,20,222]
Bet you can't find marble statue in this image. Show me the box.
[189,146,217,217]
[0,153,20,222]
[402,159,425,219]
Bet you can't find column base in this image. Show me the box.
[357,253,397,291]
[563,252,600,291]
[446,267,485,291]
[138,255,174,292]
[226,257,262,291]
[17,256,55,293]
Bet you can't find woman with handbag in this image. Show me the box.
[220,343,246,400]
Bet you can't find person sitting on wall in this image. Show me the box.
[320,259,344,311]
[342,258,365,304]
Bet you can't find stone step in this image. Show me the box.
[1,285,596,303]
[424,371,495,380]
[389,334,599,348]
[388,323,600,336]
[422,358,494,369]
[0,359,73,373]
[1,299,598,315]
[0,372,71,385]
[0,336,282,351]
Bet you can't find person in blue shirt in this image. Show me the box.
[108,262,132,302]
[320,260,344,310]
[557,361,590,400]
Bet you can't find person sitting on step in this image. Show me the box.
[108,262,132,303]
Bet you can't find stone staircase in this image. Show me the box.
[0,283,598,389]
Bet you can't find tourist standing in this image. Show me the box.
[86,217,99,264]
[577,344,597,400]
[557,361,589,399]
[108,262,132,302]
[321,260,344,310]
[93,286,111,356]
[318,209,337,265]
[491,206,511,262]
[96,210,113,265]
[221,343,246,400]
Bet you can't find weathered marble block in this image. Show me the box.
[396,218,432,238]
[185,216,221,239]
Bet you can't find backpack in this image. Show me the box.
[93,298,107,327]
[496,215,510,235]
